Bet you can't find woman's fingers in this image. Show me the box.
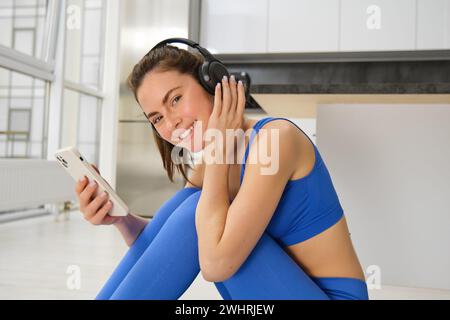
[213,82,222,118]
[221,76,230,117]
[75,176,88,195]
[74,168,116,225]
[237,80,245,117]
[229,75,237,116]
[85,190,109,220]
[75,176,114,224]
[78,180,98,212]
[89,199,113,225]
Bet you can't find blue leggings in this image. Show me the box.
[95,188,368,300]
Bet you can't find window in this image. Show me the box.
[0,66,47,158]
[62,0,106,162]
[61,88,101,164]
[64,0,105,89]
[0,0,50,60]
[0,0,117,221]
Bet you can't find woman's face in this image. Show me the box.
[137,69,213,153]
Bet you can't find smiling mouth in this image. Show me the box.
[176,120,197,142]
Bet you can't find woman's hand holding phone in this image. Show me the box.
[75,164,127,226]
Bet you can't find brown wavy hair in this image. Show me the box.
[127,45,204,188]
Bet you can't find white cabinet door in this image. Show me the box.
[416,0,450,49]
[200,0,268,54]
[340,0,416,51]
[267,0,339,53]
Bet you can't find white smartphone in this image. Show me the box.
[54,146,129,217]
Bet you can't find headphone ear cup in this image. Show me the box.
[209,60,229,89]
[198,62,213,94]
[198,60,229,95]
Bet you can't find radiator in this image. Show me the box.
[0,159,77,212]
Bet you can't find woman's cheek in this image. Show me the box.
[161,130,173,143]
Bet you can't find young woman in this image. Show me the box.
[75,44,369,300]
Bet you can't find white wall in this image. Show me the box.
[316,104,450,290]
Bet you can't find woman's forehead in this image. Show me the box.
[143,69,190,84]
[138,71,191,108]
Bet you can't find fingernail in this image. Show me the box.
[101,191,108,198]
[230,75,236,82]
[79,176,86,182]
[238,80,243,86]
[89,180,97,187]
[222,75,227,82]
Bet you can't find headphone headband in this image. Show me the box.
[149,38,215,61]
[145,37,230,96]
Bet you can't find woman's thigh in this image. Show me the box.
[220,233,330,300]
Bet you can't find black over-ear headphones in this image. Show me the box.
[147,37,230,95]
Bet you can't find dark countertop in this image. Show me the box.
[250,83,450,94]
[221,51,450,95]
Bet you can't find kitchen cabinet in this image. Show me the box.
[199,0,449,53]
[340,0,416,51]
[200,0,268,54]
[416,0,450,49]
[267,0,339,52]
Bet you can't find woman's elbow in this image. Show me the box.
[201,269,222,282]
[200,259,235,282]
[201,269,232,283]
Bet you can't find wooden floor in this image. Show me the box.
[1,212,449,300]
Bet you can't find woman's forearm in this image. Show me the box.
[196,163,231,264]
[113,213,149,247]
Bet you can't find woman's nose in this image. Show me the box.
[165,114,181,135]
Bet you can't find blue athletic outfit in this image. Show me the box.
[241,117,346,246]
[96,117,369,300]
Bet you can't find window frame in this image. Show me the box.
[0,0,60,80]
[0,0,121,187]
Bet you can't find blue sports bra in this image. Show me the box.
[240,117,344,246]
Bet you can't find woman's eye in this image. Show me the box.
[152,96,181,125]
[172,95,181,106]
[153,116,162,125]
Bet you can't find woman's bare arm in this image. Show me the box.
[113,213,149,247]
